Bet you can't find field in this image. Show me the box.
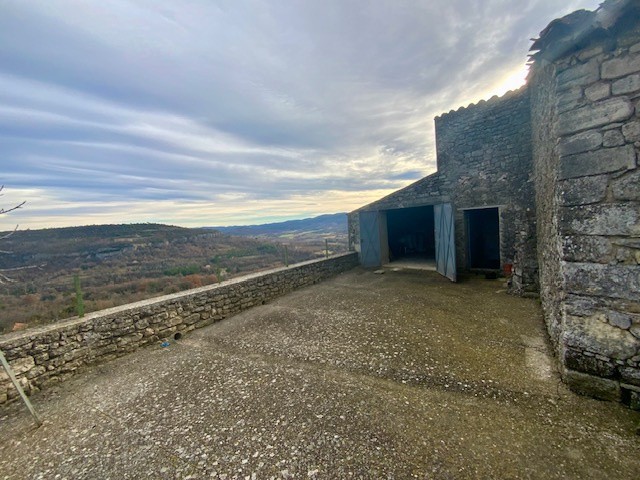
[0,219,347,333]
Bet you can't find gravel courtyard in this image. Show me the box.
[1,267,639,479]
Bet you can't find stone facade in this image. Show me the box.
[0,253,358,405]
[436,90,537,291]
[529,15,640,405]
[349,89,537,292]
[350,1,640,406]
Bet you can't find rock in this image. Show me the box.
[559,175,608,206]
[602,129,625,147]
[561,203,639,236]
[564,347,616,377]
[562,313,639,359]
[563,369,621,401]
[557,58,600,88]
[608,311,633,330]
[9,356,36,376]
[562,235,612,263]
[621,120,640,142]
[620,368,640,387]
[559,144,636,179]
[612,74,640,95]
[558,98,633,136]
[584,82,610,101]
[602,53,640,79]
[558,130,602,156]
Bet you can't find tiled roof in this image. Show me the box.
[529,0,640,62]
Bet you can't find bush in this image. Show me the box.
[163,265,200,276]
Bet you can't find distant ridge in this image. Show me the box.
[210,213,347,237]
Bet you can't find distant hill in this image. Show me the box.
[0,221,346,333]
[210,213,347,237]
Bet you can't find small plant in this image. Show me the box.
[74,274,85,318]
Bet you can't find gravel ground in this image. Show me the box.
[1,267,639,479]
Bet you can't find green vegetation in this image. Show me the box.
[0,223,347,333]
[163,265,200,276]
[73,274,85,318]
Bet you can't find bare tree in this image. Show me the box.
[0,185,30,284]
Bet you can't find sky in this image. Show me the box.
[0,0,602,229]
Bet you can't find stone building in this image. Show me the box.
[348,0,640,406]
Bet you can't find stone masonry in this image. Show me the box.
[435,90,537,292]
[350,1,639,406]
[529,7,640,405]
[349,89,538,293]
[0,253,358,405]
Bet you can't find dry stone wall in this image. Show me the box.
[349,90,538,292]
[435,89,537,291]
[0,253,358,405]
[532,32,640,406]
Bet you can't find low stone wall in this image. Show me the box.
[0,253,358,405]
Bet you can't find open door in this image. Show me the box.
[434,203,457,282]
[360,211,388,267]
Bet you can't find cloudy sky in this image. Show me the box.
[1,0,601,229]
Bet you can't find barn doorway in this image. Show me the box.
[465,207,500,270]
[386,206,435,268]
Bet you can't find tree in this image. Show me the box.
[0,185,28,284]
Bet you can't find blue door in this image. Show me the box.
[434,203,457,282]
[359,210,381,267]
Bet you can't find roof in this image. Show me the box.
[529,0,640,63]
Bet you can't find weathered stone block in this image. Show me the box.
[621,120,640,142]
[578,46,604,61]
[557,86,584,112]
[560,145,636,179]
[557,59,600,88]
[561,203,639,236]
[562,235,612,263]
[564,294,607,317]
[620,368,640,387]
[608,311,635,330]
[558,130,602,156]
[584,82,610,101]
[558,98,634,136]
[9,356,35,376]
[602,129,625,147]
[564,369,621,401]
[612,170,640,200]
[612,73,640,95]
[602,53,640,79]
[559,175,608,205]
[564,347,616,377]
[563,263,640,302]
[563,313,639,359]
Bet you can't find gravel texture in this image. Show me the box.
[1,267,639,479]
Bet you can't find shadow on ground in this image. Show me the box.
[1,267,639,479]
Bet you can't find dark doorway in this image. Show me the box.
[386,206,435,262]
[466,208,500,269]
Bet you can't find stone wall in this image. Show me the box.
[0,253,359,405]
[530,61,565,348]
[348,90,537,291]
[531,31,640,404]
[435,89,537,289]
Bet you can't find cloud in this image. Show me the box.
[0,0,601,229]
